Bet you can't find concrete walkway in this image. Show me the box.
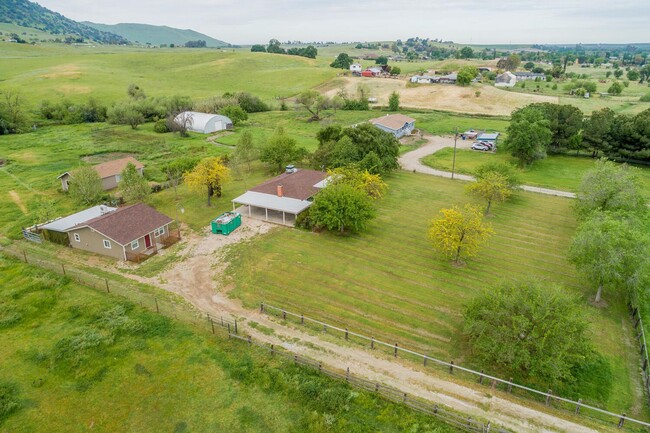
[399,136,577,198]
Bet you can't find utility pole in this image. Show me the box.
[451,127,459,180]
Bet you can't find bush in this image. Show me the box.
[234,92,269,113]
[153,118,170,133]
[0,381,20,422]
[342,99,369,111]
[640,92,650,102]
[220,105,248,125]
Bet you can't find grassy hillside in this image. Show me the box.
[224,171,646,417]
[84,22,228,47]
[0,255,459,432]
[0,0,126,44]
[0,44,337,106]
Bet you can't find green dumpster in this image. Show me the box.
[211,212,241,235]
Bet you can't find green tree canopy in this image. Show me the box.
[119,162,150,203]
[219,105,248,125]
[388,91,400,111]
[464,280,593,384]
[330,53,353,69]
[69,166,103,205]
[608,81,623,95]
[295,90,329,121]
[309,183,376,234]
[466,171,513,215]
[575,159,646,218]
[505,106,552,166]
[456,66,478,86]
[231,130,257,175]
[260,127,307,173]
[459,46,473,59]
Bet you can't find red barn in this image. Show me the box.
[361,70,374,77]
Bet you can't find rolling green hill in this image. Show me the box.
[0,0,127,44]
[83,22,229,47]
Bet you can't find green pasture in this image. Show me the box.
[224,171,645,416]
[0,44,337,106]
[0,256,458,433]
[421,148,650,196]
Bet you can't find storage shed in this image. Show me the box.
[174,111,234,134]
[211,212,241,235]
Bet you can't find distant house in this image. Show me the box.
[367,67,382,76]
[232,167,328,226]
[174,111,233,134]
[495,71,517,87]
[369,114,416,138]
[42,203,176,261]
[350,63,362,74]
[409,73,456,84]
[513,72,546,82]
[58,157,144,192]
[437,73,457,84]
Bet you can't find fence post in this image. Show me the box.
[61,263,66,275]
[260,302,264,312]
[449,361,454,374]
[248,335,252,346]
[618,413,626,428]
[433,404,438,414]
[345,328,349,340]
[154,298,159,313]
[641,344,646,356]
[210,319,215,334]
[371,337,374,349]
[105,278,110,293]
[23,250,27,263]
[375,383,379,392]
[227,323,231,337]
[318,362,322,372]
[294,354,298,364]
[479,370,484,384]
[403,393,407,403]
[575,399,582,414]
[545,390,552,406]
[346,367,350,382]
[301,314,304,325]
[508,378,513,393]
[234,319,238,334]
[323,324,327,333]
[221,316,224,327]
[282,310,286,320]
[394,343,398,357]
[423,356,427,367]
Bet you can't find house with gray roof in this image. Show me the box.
[369,114,416,138]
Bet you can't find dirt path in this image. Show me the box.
[108,217,605,433]
[399,136,577,198]
[9,190,28,214]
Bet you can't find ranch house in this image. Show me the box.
[369,114,416,138]
[58,156,144,192]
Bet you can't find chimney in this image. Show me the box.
[277,185,283,197]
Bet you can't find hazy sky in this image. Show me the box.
[36,0,650,45]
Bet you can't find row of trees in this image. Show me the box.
[505,103,650,166]
[251,39,317,59]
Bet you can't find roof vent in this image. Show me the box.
[285,165,297,174]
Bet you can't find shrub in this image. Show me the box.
[153,118,170,133]
[220,105,248,125]
[640,92,650,102]
[0,381,20,422]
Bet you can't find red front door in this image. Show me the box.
[144,234,152,248]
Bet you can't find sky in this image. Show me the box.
[35,0,650,45]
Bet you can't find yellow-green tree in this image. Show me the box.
[466,171,512,215]
[428,204,493,265]
[184,157,230,206]
[327,166,388,199]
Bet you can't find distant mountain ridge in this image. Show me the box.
[83,22,229,47]
[0,0,127,44]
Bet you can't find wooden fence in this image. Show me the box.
[260,302,650,431]
[2,248,507,433]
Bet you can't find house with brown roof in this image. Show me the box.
[231,167,328,226]
[369,114,416,138]
[58,203,175,261]
[58,157,144,192]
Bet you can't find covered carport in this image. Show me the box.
[232,191,313,226]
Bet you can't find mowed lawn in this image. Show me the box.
[0,257,457,433]
[225,171,644,415]
[422,148,650,196]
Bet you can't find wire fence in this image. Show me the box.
[2,247,506,433]
[630,304,650,407]
[260,302,650,431]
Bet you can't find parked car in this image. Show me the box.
[471,142,491,151]
[478,141,495,150]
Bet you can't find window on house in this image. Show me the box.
[115,174,122,182]
[131,239,139,250]
[154,226,165,237]
[103,239,111,249]
[73,233,80,242]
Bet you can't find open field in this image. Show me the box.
[421,148,650,196]
[0,44,337,106]
[0,255,458,432]
[224,170,646,416]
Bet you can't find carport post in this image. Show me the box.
[265,208,268,221]
[282,212,286,225]
[248,206,251,217]
[232,202,235,211]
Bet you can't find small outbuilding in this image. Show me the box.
[495,71,517,88]
[477,132,500,143]
[369,114,416,138]
[174,111,234,134]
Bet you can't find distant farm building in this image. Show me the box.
[495,71,517,87]
[174,111,233,134]
[409,73,457,84]
[369,114,416,138]
[477,132,500,143]
[350,63,362,74]
[58,157,144,192]
[513,72,546,82]
[232,167,328,226]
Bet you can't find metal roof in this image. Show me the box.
[232,191,313,215]
[477,133,500,140]
[174,111,233,133]
[40,205,117,232]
